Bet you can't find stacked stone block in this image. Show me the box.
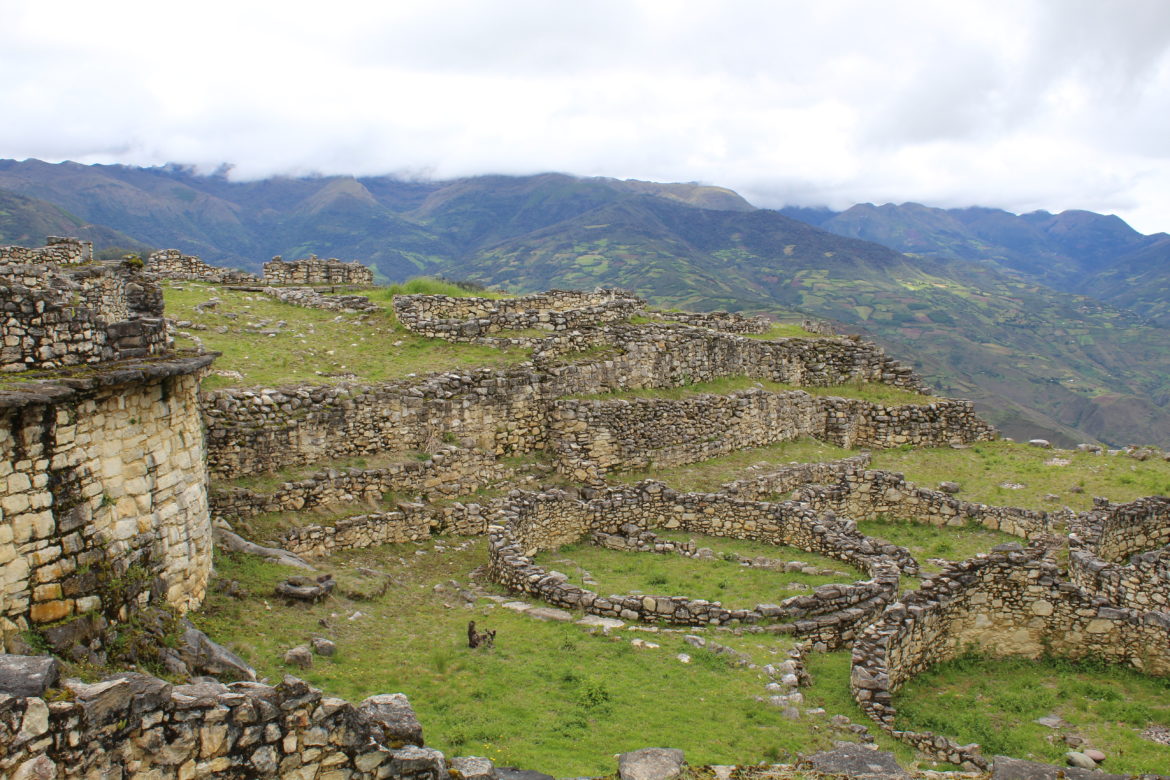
[850,545,1170,767]
[261,286,379,313]
[486,482,915,647]
[1069,496,1170,613]
[0,236,92,265]
[262,255,374,286]
[393,289,644,340]
[550,390,994,481]
[0,670,445,780]
[146,249,260,284]
[0,355,215,644]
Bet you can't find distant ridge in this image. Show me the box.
[2,158,1169,448]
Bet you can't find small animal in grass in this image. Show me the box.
[467,620,497,649]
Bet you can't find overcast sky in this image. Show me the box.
[3,0,1170,233]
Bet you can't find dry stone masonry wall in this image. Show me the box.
[201,326,945,479]
[146,249,260,284]
[487,481,917,647]
[393,289,644,340]
[793,467,1061,540]
[1,239,168,372]
[0,236,92,265]
[639,309,772,334]
[850,545,1170,768]
[0,669,449,780]
[1069,496,1170,614]
[210,446,506,521]
[263,255,374,286]
[551,390,994,481]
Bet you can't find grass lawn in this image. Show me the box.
[535,533,865,611]
[893,654,1170,775]
[854,516,1021,580]
[164,283,530,389]
[869,440,1170,511]
[194,539,879,776]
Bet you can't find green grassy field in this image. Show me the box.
[164,283,530,389]
[894,654,1170,774]
[194,540,884,776]
[535,533,864,611]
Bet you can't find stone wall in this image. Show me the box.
[793,468,1059,539]
[393,289,644,340]
[263,256,374,286]
[146,249,260,284]
[719,455,873,500]
[210,446,507,521]
[850,545,1170,767]
[261,286,379,313]
[0,355,216,644]
[550,390,994,481]
[282,500,493,557]
[0,668,449,780]
[0,236,92,265]
[201,327,938,479]
[0,258,168,372]
[486,482,916,647]
[640,310,771,334]
[1068,496,1170,614]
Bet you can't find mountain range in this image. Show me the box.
[1,158,1168,449]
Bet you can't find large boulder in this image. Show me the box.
[991,755,1130,780]
[802,743,908,778]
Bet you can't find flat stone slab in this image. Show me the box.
[991,756,1131,780]
[501,602,532,612]
[618,748,686,780]
[577,615,625,631]
[525,607,573,622]
[449,756,496,780]
[0,654,60,698]
[496,768,554,780]
[802,744,908,778]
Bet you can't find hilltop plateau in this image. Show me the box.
[1,242,1169,778]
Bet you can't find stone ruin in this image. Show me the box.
[1,237,168,372]
[263,254,374,286]
[1,277,1169,777]
[145,249,260,285]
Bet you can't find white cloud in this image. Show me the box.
[1,0,1169,233]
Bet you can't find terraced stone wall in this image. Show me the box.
[719,455,872,500]
[793,468,1058,539]
[210,446,507,520]
[394,289,643,340]
[282,500,493,557]
[850,546,1170,767]
[1069,496,1170,613]
[262,255,374,286]
[261,286,379,312]
[0,356,216,645]
[201,328,938,479]
[550,390,994,481]
[0,670,445,780]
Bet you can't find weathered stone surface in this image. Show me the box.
[802,743,908,778]
[449,755,497,780]
[525,607,573,622]
[495,768,555,780]
[360,692,424,746]
[0,654,59,697]
[617,748,686,780]
[991,755,1130,780]
[284,645,313,669]
[180,624,257,680]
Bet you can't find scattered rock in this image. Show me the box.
[311,638,337,657]
[1028,439,1052,448]
[938,481,961,494]
[284,645,313,669]
[449,756,497,780]
[525,607,573,622]
[1065,751,1097,770]
[617,747,686,780]
[1083,749,1105,764]
[991,755,1129,780]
